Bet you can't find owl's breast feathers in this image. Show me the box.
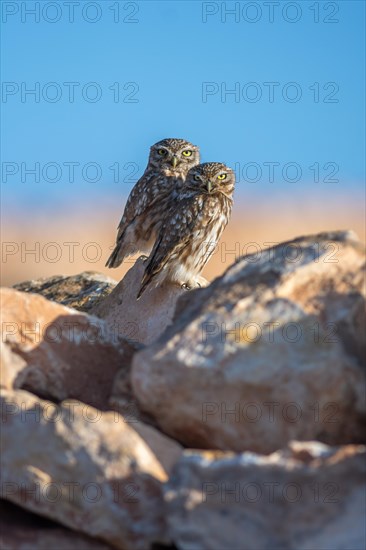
[180,192,232,268]
[137,188,233,297]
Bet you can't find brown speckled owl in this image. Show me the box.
[137,162,235,299]
[106,138,200,268]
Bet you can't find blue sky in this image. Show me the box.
[1,0,365,214]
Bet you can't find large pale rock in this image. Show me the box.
[91,258,207,345]
[0,500,112,549]
[131,231,366,453]
[0,389,168,549]
[165,442,366,550]
[13,271,117,313]
[1,288,136,410]
[1,287,182,478]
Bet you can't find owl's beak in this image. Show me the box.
[207,181,212,193]
[171,156,178,168]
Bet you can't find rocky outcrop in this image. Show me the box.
[164,441,366,550]
[1,287,136,410]
[1,389,168,550]
[131,231,366,452]
[13,271,117,313]
[2,231,365,549]
[91,258,208,345]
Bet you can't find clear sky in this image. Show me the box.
[1,0,365,214]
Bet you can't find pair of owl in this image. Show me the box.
[106,138,235,299]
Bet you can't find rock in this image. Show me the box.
[13,272,117,313]
[131,422,183,477]
[91,258,208,345]
[0,500,113,549]
[131,231,366,453]
[1,287,136,410]
[108,347,150,424]
[164,442,366,550]
[1,389,168,550]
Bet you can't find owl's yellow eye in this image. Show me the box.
[217,173,227,180]
[194,175,201,181]
[158,149,167,156]
[182,150,192,157]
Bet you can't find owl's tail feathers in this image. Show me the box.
[136,274,151,300]
[105,226,132,267]
[105,245,122,268]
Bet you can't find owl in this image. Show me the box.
[137,162,235,299]
[106,138,200,268]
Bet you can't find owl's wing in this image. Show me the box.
[106,170,169,268]
[137,196,203,298]
[115,171,159,240]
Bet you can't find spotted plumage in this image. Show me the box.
[137,162,235,299]
[106,138,200,268]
